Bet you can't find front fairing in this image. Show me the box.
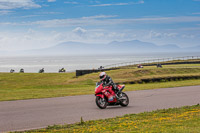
[95,83,103,94]
[117,84,125,91]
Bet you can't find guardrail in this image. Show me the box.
[103,56,200,69]
[76,55,200,76]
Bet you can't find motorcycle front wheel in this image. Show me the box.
[96,96,107,109]
[119,92,129,107]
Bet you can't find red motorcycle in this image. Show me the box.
[95,82,129,109]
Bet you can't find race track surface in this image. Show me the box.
[0,86,200,132]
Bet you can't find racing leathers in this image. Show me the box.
[101,75,119,93]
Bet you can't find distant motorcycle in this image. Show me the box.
[137,64,143,68]
[19,69,24,73]
[157,64,162,68]
[95,82,129,109]
[59,68,66,73]
[39,68,44,73]
[10,69,15,73]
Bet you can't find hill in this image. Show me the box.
[0,40,199,56]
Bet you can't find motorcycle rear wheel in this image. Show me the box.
[96,96,107,109]
[119,92,129,107]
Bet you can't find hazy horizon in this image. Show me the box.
[1,52,199,73]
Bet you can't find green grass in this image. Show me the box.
[1,63,200,101]
[14,104,200,133]
[163,64,200,68]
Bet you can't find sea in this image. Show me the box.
[0,52,199,73]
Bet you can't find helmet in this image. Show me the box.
[99,72,106,81]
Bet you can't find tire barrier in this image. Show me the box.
[76,68,118,76]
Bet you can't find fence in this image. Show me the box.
[103,56,200,69]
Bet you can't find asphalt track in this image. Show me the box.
[0,85,200,132]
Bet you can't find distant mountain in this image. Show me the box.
[37,41,109,55]
[109,40,157,48]
[0,40,199,56]
[160,44,180,49]
[108,40,158,52]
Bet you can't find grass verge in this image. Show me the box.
[14,104,200,133]
[1,64,200,101]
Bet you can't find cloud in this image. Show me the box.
[21,14,44,18]
[181,34,195,39]
[149,31,178,39]
[192,12,200,15]
[0,0,41,9]
[18,11,63,18]
[91,0,144,7]
[48,0,56,2]
[90,1,100,4]
[64,1,79,4]
[91,3,130,7]
[138,0,145,4]
[0,30,65,51]
[42,11,63,15]
[0,10,13,15]
[1,27,200,51]
[72,27,87,36]
[81,15,118,19]
[0,28,134,51]
[1,15,200,28]
[29,16,200,27]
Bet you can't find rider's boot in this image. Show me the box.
[114,86,123,100]
[115,86,120,95]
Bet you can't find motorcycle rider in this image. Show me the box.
[99,72,120,95]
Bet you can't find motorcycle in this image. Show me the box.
[95,82,129,109]
[59,68,66,73]
[10,69,15,73]
[39,68,44,73]
[19,68,24,73]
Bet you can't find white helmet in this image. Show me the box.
[99,72,106,81]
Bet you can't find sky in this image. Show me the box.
[0,0,200,51]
